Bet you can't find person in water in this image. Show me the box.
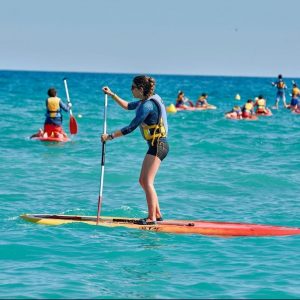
[254,95,270,115]
[241,99,255,118]
[287,82,300,111]
[195,93,209,108]
[31,88,70,139]
[101,75,169,225]
[175,91,194,108]
[225,105,242,119]
[271,74,287,109]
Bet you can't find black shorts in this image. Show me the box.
[147,140,169,161]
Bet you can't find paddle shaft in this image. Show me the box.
[97,93,108,224]
[63,78,78,135]
[63,78,73,116]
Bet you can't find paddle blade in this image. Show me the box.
[69,116,78,135]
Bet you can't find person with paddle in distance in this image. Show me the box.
[42,87,72,138]
[101,75,169,225]
[30,87,71,139]
[271,74,287,109]
[30,79,78,140]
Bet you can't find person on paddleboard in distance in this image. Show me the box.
[271,74,287,109]
[30,88,71,139]
[101,75,169,225]
[175,90,194,108]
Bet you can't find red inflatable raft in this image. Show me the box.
[225,114,258,120]
[31,136,70,142]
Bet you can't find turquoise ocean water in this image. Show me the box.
[1,70,300,299]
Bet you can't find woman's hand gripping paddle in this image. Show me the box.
[63,78,78,135]
[97,93,108,224]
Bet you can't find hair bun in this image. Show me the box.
[133,75,156,98]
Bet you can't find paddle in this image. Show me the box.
[63,78,78,135]
[97,93,108,224]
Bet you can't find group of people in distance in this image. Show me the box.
[226,74,300,120]
[225,96,271,120]
[175,91,212,109]
[174,75,300,117]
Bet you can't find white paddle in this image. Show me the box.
[97,93,108,224]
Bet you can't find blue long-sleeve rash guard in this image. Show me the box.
[120,99,160,137]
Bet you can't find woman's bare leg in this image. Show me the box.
[139,154,162,221]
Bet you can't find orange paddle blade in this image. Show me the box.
[69,115,78,135]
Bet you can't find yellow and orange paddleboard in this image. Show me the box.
[20,214,300,237]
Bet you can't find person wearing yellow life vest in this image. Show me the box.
[287,82,300,111]
[241,99,255,118]
[30,88,70,139]
[271,74,287,109]
[254,95,269,115]
[43,88,70,138]
[101,75,169,225]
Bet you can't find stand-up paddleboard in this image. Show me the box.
[30,136,70,143]
[20,214,300,237]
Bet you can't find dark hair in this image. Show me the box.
[133,75,156,98]
[258,95,263,99]
[201,93,208,97]
[48,88,57,97]
[278,74,283,79]
[247,99,253,103]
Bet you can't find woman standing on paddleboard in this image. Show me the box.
[101,75,169,225]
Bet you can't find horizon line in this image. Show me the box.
[1,68,299,80]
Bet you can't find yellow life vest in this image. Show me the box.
[277,81,285,89]
[141,121,167,144]
[140,97,168,146]
[47,97,61,118]
[292,87,300,96]
[245,103,253,111]
[257,99,265,108]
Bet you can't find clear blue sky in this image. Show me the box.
[1,0,299,77]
